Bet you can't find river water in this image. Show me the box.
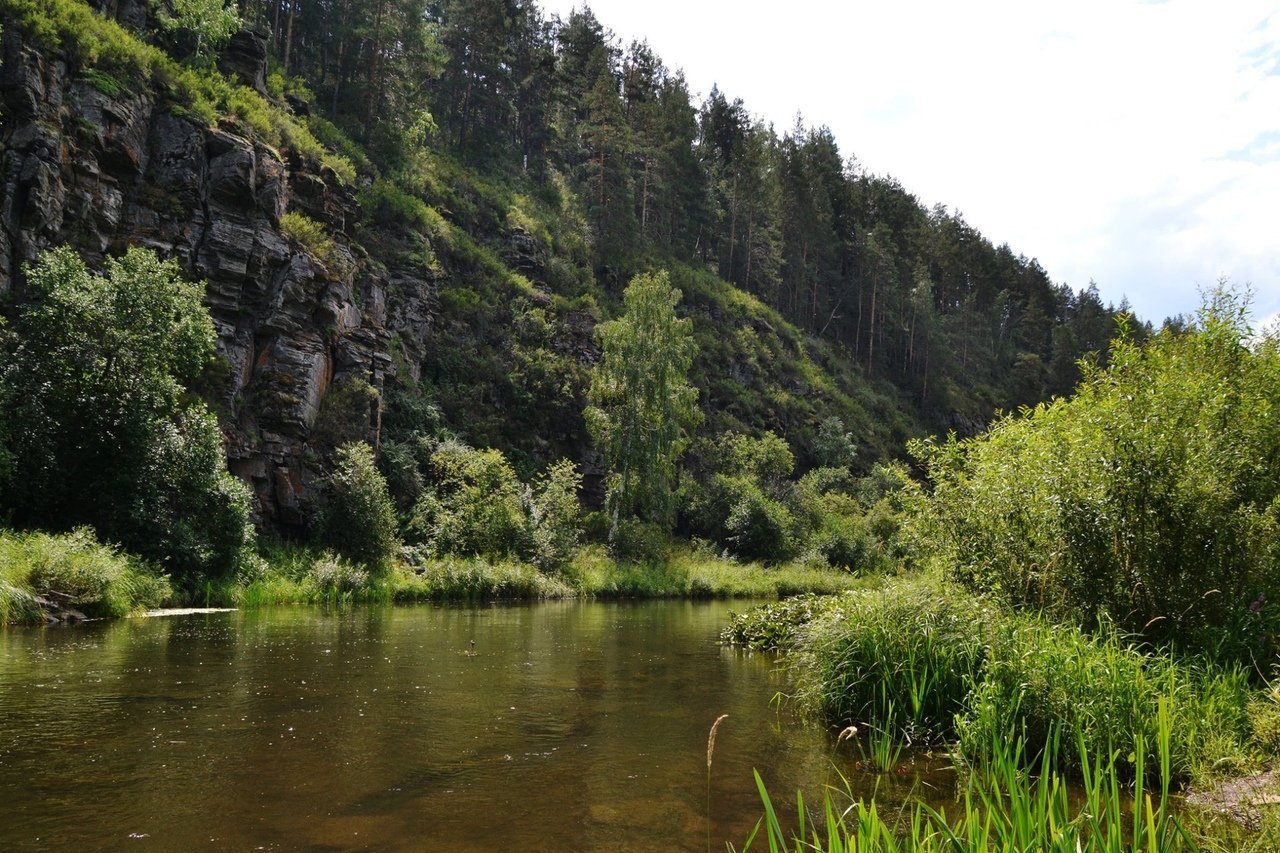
[0,601,947,850]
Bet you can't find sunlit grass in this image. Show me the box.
[741,700,1198,852]
[0,528,171,620]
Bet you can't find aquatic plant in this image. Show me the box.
[741,701,1197,851]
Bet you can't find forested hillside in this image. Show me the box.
[0,0,1136,553]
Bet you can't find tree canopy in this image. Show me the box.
[0,246,252,579]
[586,270,701,541]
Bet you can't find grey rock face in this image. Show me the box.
[0,30,437,534]
[217,30,269,95]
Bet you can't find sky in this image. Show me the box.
[540,0,1280,330]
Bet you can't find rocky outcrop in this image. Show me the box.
[0,29,436,533]
[217,30,268,95]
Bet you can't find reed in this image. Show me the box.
[707,714,730,853]
[741,702,1198,851]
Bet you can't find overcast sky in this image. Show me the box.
[540,0,1280,330]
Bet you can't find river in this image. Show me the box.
[0,600,932,850]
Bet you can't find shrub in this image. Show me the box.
[406,441,528,558]
[723,479,797,563]
[280,211,347,272]
[0,246,253,580]
[318,442,399,568]
[0,528,171,619]
[525,459,582,571]
[308,551,371,595]
[912,288,1280,661]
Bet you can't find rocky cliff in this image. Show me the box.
[0,19,440,532]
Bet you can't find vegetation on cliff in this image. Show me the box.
[0,0,1141,594]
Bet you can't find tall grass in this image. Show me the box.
[788,577,993,743]
[0,528,171,620]
[571,545,869,600]
[742,701,1198,851]
[731,575,1260,784]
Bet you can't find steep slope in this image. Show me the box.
[0,1,1131,536]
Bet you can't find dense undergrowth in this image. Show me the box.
[726,576,1271,785]
[0,528,171,621]
[722,298,1280,848]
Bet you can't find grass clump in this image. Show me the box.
[788,577,993,744]
[280,211,347,271]
[392,557,574,602]
[0,528,171,620]
[733,574,1262,784]
[958,619,1254,782]
[744,702,1196,851]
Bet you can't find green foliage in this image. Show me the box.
[756,574,1260,782]
[5,0,355,180]
[310,376,378,454]
[957,620,1254,781]
[407,440,528,559]
[587,270,701,541]
[526,459,583,571]
[747,706,1194,852]
[790,577,994,743]
[307,551,371,596]
[0,246,252,579]
[152,0,240,56]
[720,593,838,651]
[318,442,399,568]
[912,287,1280,661]
[684,428,908,570]
[721,480,798,563]
[280,211,347,271]
[813,416,858,469]
[0,528,171,621]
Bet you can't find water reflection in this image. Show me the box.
[0,602,951,850]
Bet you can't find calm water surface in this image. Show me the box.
[0,601,947,850]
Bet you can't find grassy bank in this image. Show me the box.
[0,528,869,622]
[725,575,1277,787]
[200,544,870,608]
[0,528,172,621]
[726,574,1280,849]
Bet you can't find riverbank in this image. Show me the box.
[207,544,873,607]
[726,573,1280,849]
[1,528,869,624]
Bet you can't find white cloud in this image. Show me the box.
[539,0,1280,324]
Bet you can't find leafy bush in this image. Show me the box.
[407,441,528,558]
[318,442,399,568]
[912,288,1280,661]
[525,459,583,571]
[0,246,253,580]
[684,431,798,562]
[607,518,669,564]
[721,593,837,651]
[722,479,797,563]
